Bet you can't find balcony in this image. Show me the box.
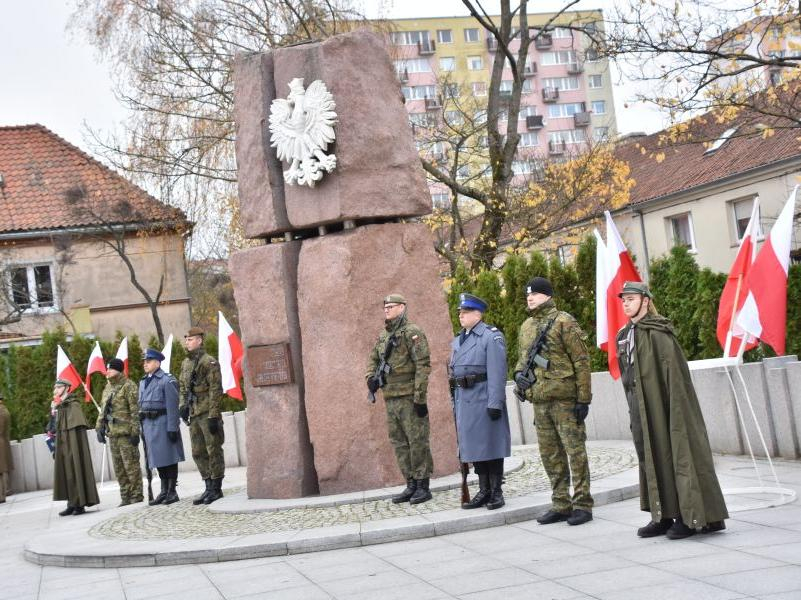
[542,87,559,102]
[534,33,553,49]
[573,111,591,127]
[567,61,584,74]
[523,62,537,76]
[398,69,409,84]
[548,140,566,154]
[424,96,442,111]
[417,39,436,55]
[487,37,499,51]
[526,115,544,130]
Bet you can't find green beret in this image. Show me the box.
[618,281,653,298]
[384,294,407,305]
[185,327,205,337]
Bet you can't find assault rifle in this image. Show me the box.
[180,356,200,424]
[367,334,398,403]
[448,375,471,505]
[513,318,556,402]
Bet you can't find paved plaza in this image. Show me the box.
[2,442,801,599]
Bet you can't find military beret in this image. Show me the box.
[54,378,73,387]
[144,348,165,362]
[106,358,125,372]
[618,281,653,298]
[383,294,407,305]
[185,327,205,337]
[459,293,488,312]
[526,277,553,297]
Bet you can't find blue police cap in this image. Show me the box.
[144,348,165,362]
[459,293,488,312]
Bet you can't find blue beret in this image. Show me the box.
[459,293,488,312]
[144,348,165,362]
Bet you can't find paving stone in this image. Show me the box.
[594,580,747,600]
[705,565,801,596]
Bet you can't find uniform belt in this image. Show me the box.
[139,409,167,419]
[449,373,488,388]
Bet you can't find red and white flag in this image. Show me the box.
[594,228,609,352]
[218,311,244,400]
[736,186,798,355]
[161,334,174,374]
[56,345,82,393]
[717,198,760,357]
[602,211,642,379]
[115,337,129,376]
[84,341,106,402]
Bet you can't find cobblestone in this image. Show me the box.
[89,445,637,541]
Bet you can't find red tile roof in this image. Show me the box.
[0,124,188,234]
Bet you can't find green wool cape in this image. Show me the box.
[53,395,100,508]
[618,315,729,528]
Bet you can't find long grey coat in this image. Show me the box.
[449,321,511,462]
[139,369,184,469]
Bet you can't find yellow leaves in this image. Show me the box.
[761,126,776,139]
[640,146,647,155]
[654,152,665,163]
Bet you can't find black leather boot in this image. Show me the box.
[637,518,673,537]
[486,472,505,510]
[58,505,75,517]
[462,472,491,509]
[149,478,169,506]
[392,478,417,504]
[193,479,212,505]
[72,506,85,515]
[409,478,432,505]
[162,478,179,505]
[203,477,224,505]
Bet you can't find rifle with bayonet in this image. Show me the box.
[367,333,398,403]
[448,374,471,505]
[513,317,556,402]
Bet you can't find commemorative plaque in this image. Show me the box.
[247,343,294,386]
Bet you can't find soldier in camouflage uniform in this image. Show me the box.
[514,277,594,526]
[179,327,226,505]
[366,294,434,504]
[95,358,143,506]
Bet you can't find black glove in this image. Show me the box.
[208,417,221,435]
[575,403,590,425]
[367,377,380,394]
[513,371,529,389]
[96,429,106,444]
[414,403,428,418]
[167,430,178,443]
[179,405,190,424]
[129,435,140,446]
[487,407,502,421]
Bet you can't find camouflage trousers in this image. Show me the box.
[109,435,143,502]
[533,399,593,513]
[190,412,225,480]
[385,396,433,480]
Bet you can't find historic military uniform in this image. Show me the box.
[179,327,226,505]
[514,277,593,526]
[616,281,728,539]
[366,294,434,504]
[450,293,510,510]
[0,393,12,503]
[95,359,142,505]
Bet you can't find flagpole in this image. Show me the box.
[81,381,101,413]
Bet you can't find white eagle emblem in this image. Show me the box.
[268,78,338,187]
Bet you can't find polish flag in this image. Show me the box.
[115,337,129,376]
[84,341,106,402]
[717,198,760,357]
[594,228,609,352]
[219,311,244,400]
[603,211,642,379]
[56,345,83,393]
[736,186,798,355]
[160,334,174,374]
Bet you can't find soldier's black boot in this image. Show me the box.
[193,479,212,505]
[58,505,76,517]
[72,506,85,515]
[462,472,491,509]
[637,518,673,538]
[149,478,169,506]
[392,478,417,504]
[486,472,505,510]
[203,477,224,505]
[163,478,179,505]
[409,478,432,505]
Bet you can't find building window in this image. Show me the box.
[511,160,533,175]
[444,110,463,125]
[731,197,763,241]
[548,102,586,118]
[519,132,539,147]
[588,74,602,88]
[403,85,437,100]
[437,29,453,44]
[541,76,580,91]
[464,28,480,42]
[471,81,487,96]
[390,31,430,45]
[585,46,600,61]
[409,112,434,127]
[439,57,455,71]
[443,83,460,98]
[704,127,738,155]
[456,165,470,179]
[591,100,606,114]
[550,129,586,144]
[557,245,570,265]
[552,27,573,39]
[8,263,56,311]
[519,105,538,119]
[541,50,577,65]
[394,58,431,73]
[667,212,697,251]
[521,79,534,93]
[499,80,513,92]
[467,55,483,70]
[593,126,609,142]
[432,193,450,209]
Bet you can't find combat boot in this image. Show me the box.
[486,472,505,510]
[637,518,673,538]
[193,479,212,505]
[149,478,169,506]
[392,478,417,504]
[666,517,695,540]
[409,478,432,505]
[58,505,76,517]
[203,478,224,505]
[162,478,180,505]
[537,509,571,524]
[118,497,132,507]
[462,472,491,509]
[72,506,85,515]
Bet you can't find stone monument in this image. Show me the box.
[232,31,460,498]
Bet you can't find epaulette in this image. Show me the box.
[489,326,499,331]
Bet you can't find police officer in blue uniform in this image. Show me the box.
[449,293,511,510]
[139,348,184,505]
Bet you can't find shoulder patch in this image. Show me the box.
[489,326,498,331]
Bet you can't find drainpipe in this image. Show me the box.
[633,209,650,282]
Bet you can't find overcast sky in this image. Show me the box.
[0,0,667,152]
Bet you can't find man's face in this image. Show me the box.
[458,308,482,330]
[53,383,68,398]
[383,303,405,321]
[143,358,160,375]
[184,335,203,352]
[526,292,550,310]
[106,367,120,380]
[621,293,646,319]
